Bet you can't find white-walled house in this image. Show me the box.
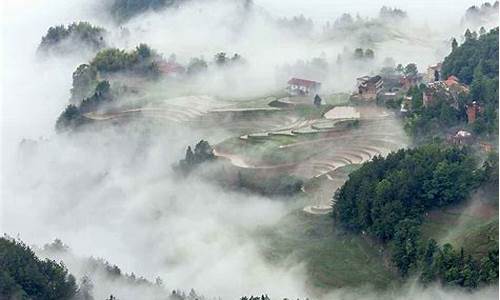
[287,78,321,96]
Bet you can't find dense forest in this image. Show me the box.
[0,237,77,300]
[38,22,107,55]
[332,144,498,287]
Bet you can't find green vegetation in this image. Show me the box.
[353,48,375,60]
[70,44,163,103]
[420,152,499,258]
[442,27,498,86]
[214,52,244,66]
[463,2,499,27]
[110,0,187,22]
[90,44,162,77]
[56,44,168,131]
[79,80,113,113]
[334,144,479,239]
[38,22,106,54]
[447,27,498,135]
[55,104,86,132]
[0,237,77,300]
[217,135,318,165]
[177,140,216,174]
[403,84,466,139]
[294,104,333,119]
[236,171,304,196]
[420,204,498,258]
[71,64,99,102]
[258,211,398,290]
[332,143,498,287]
[56,80,114,132]
[321,93,350,106]
[186,57,208,76]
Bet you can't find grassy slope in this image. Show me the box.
[322,93,350,106]
[256,211,399,292]
[420,188,499,258]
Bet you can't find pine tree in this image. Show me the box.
[464,29,474,40]
[185,146,194,165]
[451,38,458,51]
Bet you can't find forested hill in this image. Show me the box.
[442,27,498,101]
[332,144,498,287]
[442,27,498,135]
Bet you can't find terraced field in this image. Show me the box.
[84,94,408,214]
[215,103,409,213]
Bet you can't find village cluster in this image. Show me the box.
[285,61,492,151]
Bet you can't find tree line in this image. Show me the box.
[38,22,107,55]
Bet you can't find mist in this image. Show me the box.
[1,0,498,299]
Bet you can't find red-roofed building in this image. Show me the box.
[287,78,321,96]
[466,101,483,124]
[423,75,469,108]
[444,75,460,86]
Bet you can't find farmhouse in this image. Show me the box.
[286,78,321,96]
[448,130,473,146]
[356,75,383,100]
[423,76,469,108]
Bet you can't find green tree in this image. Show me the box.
[464,28,474,40]
[354,48,364,59]
[420,239,438,283]
[187,57,208,75]
[395,64,404,73]
[214,52,228,65]
[71,64,98,102]
[56,105,83,131]
[364,48,374,59]
[392,219,420,276]
[451,38,458,51]
[404,63,418,77]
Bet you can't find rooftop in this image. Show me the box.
[358,75,382,85]
[287,78,321,88]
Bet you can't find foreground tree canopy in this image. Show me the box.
[0,237,77,300]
